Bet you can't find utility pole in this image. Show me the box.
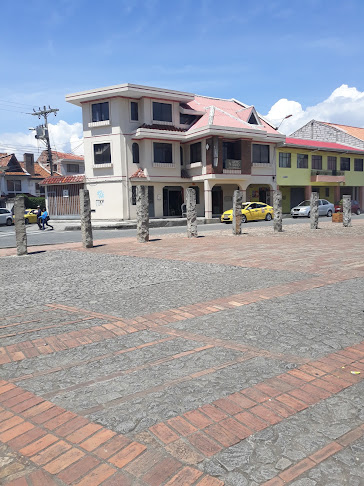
[29,106,59,175]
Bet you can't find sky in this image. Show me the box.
[2,0,364,159]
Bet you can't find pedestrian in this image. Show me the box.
[40,208,54,230]
[36,205,42,230]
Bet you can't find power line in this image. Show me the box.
[0,99,36,108]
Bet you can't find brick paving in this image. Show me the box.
[1,222,364,485]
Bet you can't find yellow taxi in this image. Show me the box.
[13,209,40,225]
[221,202,274,223]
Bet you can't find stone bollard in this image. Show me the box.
[273,190,282,233]
[310,192,319,229]
[232,190,243,235]
[14,195,27,256]
[343,195,352,227]
[136,185,149,243]
[186,188,198,238]
[80,189,93,248]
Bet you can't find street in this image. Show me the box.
[2,214,362,248]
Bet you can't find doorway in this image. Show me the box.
[163,186,183,216]
[212,186,223,215]
[148,186,155,217]
[259,188,267,203]
[290,187,305,209]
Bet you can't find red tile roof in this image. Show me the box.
[0,153,17,167]
[3,172,29,176]
[41,175,85,185]
[139,124,187,132]
[36,150,84,164]
[130,168,146,178]
[322,122,364,141]
[284,137,363,152]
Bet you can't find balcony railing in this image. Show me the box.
[310,169,345,176]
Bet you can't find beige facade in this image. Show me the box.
[66,83,285,220]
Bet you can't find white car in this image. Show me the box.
[291,199,335,218]
[0,208,13,226]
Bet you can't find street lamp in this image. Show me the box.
[276,114,292,131]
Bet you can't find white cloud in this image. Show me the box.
[265,84,364,134]
[0,120,83,160]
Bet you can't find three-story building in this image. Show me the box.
[66,83,285,220]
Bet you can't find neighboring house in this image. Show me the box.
[276,138,364,213]
[39,150,85,218]
[291,120,364,150]
[0,152,49,209]
[66,83,285,220]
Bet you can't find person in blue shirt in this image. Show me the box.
[40,208,54,230]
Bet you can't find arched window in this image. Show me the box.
[132,143,139,164]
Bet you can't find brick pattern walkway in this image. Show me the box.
[1,228,364,485]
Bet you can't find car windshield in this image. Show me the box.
[298,200,311,206]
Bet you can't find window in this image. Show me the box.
[153,102,172,122]
[7,180,21,192]
[92,102,109,122]
[248,113,258,125]
[312,155,322,170]
[327,156,337,171]
[325,188,330,197]
[132,186,137,205]
[340,157,350,171]
[180,113,196,125]
[297,153,308,168]
[252,144,269,164]
[94,143,111,165]
[131,102,139,121]
[53,164,57,172]
[67,164,79,173]
[180,146,184,166]
[354,158,363,171]
[153,143,172,164]
[188,186,200,204]
[190,142,201,163]
[279,152,291,168]
[132,143,140,164]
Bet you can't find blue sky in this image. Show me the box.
[2,0,364,156]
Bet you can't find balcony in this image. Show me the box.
[223,159,241,174]
[310,169,345,183]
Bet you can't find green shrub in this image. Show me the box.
[21,195,46,209]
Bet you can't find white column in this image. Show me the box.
[204,179,213,219]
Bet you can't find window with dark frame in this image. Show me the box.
[7,180,21,192]
[325,188,330,197]
[132,186,136,205]
[188,186,200,204]
[252,144,269,164]
[132,143,139,164]
[354,158,363,171]
[312,155,322,170]
[92,102,109,122]
[279,152,291,168]
[94,143,111,165]
[327,156,337,171]
[340,157,350,171]
[297,153,308,169]
[248,113,258,125]
[180,146,183,166]
[180,114,196,125]
[153,142,173,164]
[153,102,172,122]
[131,102,139,121]
[190,142,201,163]
[67,164,80,173]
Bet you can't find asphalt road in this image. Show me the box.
[1,215,363,248]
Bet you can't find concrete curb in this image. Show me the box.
[64,218,220,231]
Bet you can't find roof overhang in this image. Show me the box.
[279,141,364,154]
[66,83,195,106]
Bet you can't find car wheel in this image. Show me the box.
[356,209,361,215]
[241,215,247,223]
[327,210,332,217]
[307,212,310,218]
[292,216,298,219]
[265,213,272,221]
[24,219,29,225]
[6,218,12,226]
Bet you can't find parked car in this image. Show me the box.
[0,208,13,225]
[221,202,274,223]
[334,199,361,215]
[291,199,335,218]
[12,209,41,225]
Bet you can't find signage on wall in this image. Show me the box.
[63,190,69,198]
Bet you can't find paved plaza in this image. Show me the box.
[0,221,364,485]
